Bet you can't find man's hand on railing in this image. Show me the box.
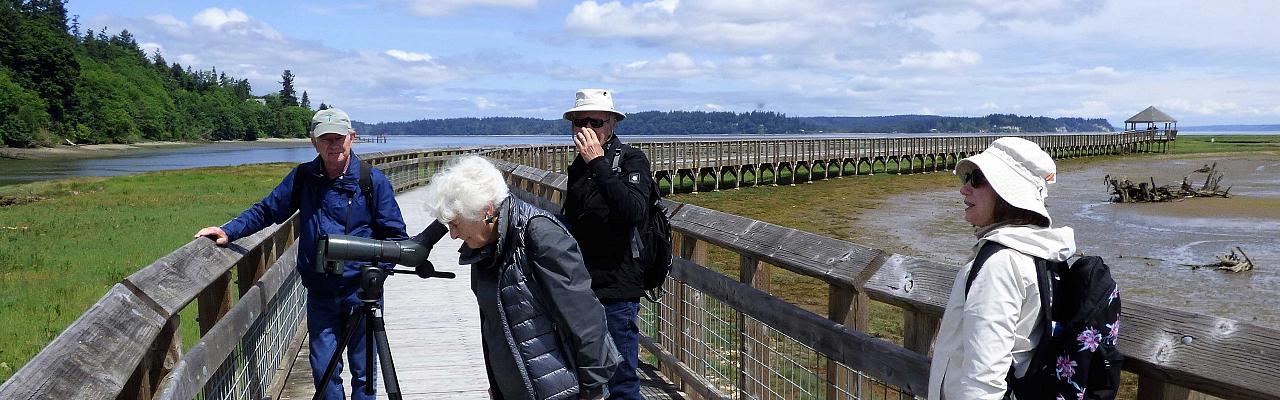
[194,226,230,246]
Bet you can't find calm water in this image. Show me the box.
[0,133,918,186]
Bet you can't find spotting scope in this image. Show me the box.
[315,234,455,279]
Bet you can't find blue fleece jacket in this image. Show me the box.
[220,154,408,296]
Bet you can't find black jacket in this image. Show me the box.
[462,197,619,400]
[563,135,655,301]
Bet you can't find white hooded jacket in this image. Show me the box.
[928,224,1076,400]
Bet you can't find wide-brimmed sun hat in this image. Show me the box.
[310,108,353,138]
[562,89,626,121]
[955,137,1058,225]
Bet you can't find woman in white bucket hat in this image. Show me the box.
[928,137,1077,400]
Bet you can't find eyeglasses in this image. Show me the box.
[572,118,608,128]
[960,170,986,188]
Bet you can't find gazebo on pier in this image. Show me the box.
[1124,106,1177,145]
[1125,106,1177,133]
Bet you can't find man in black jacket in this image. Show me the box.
[562,89,654,399]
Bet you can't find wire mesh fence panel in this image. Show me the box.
[678,287,742,396]
[201,271,306,399]
[640,277,922,400]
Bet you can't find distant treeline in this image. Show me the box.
[356,112,1114,136]
[799,114,1113,133]
[354,110,810,136]
[0,0,313,147]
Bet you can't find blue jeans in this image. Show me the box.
[603,300,642,400]
[307,292,378,400]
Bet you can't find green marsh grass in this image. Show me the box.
[0,163,294,381]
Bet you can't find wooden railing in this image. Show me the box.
[494,158,1280,400]
[1,132,1210,399]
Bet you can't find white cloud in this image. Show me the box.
[192,8,249,30]
[898,50,982,69]
[1051,100,1111,118]
[398,0,538,17]
[139,42,164,56]
[612,52,713,80]
[385,50,434,63]
[176,53,200,65]
[1074,66,1120,79]
[565,0,680,39]
[909,10,985,38]
[466,96,498,109]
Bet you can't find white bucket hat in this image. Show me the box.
[954,137,1058,225]
[310,108,353,138]
[562,89,626,121]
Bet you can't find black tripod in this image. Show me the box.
[313,264,454,400]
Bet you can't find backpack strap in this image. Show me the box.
[966,240,1060,388]
[358,160,381,236]
[291,160,382,236]
[964,241,1010,297]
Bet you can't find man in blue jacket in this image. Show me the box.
[194,107,408,400]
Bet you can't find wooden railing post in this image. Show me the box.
[828,285,869,400]
[119,314,181,400]
[740,254,772,399]
[198,271,233,334]
[1138,376,1194,400]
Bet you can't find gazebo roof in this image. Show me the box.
[1125,106,1177,123]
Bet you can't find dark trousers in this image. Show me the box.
[603,300,643,399]
[307,292,378,400]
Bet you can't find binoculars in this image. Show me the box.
[315,234,447,278]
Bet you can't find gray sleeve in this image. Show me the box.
[525,216,620,392]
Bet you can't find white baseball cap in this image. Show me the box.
[955,137,1058,225]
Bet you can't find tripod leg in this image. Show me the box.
[313,308,363,400]
[373,306,403,400]
[364,309,376,397]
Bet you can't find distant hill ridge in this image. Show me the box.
[354,112,1115,136]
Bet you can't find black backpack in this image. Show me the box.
[611,149,673,302]
[966,242,1123,400]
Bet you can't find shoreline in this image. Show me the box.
[0,138,312,161]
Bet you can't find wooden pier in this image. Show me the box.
[9,132,1275,400]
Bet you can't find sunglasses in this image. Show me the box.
[572,117,608,128]
[960,170,986,188]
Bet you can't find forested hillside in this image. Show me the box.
[0,0,311,147]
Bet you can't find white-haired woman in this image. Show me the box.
[929,137,1078,399]
[422,155,619,400]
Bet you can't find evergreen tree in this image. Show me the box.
[278,69,297,107]
[300,91,310,109]
[318,102,329,110]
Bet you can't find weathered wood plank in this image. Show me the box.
[126,216,297,317]
[667,202,887,290]
[670,258,930,395]
[862,253,955,316]
[0,284,168,399]
[1121,301,1280,400]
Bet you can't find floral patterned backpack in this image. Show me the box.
[966,242,1124,400]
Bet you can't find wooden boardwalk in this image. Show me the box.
[278,187,684,399]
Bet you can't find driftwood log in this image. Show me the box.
[1105,162,1232,203]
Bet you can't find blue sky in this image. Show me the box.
[70,0,1280,126]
